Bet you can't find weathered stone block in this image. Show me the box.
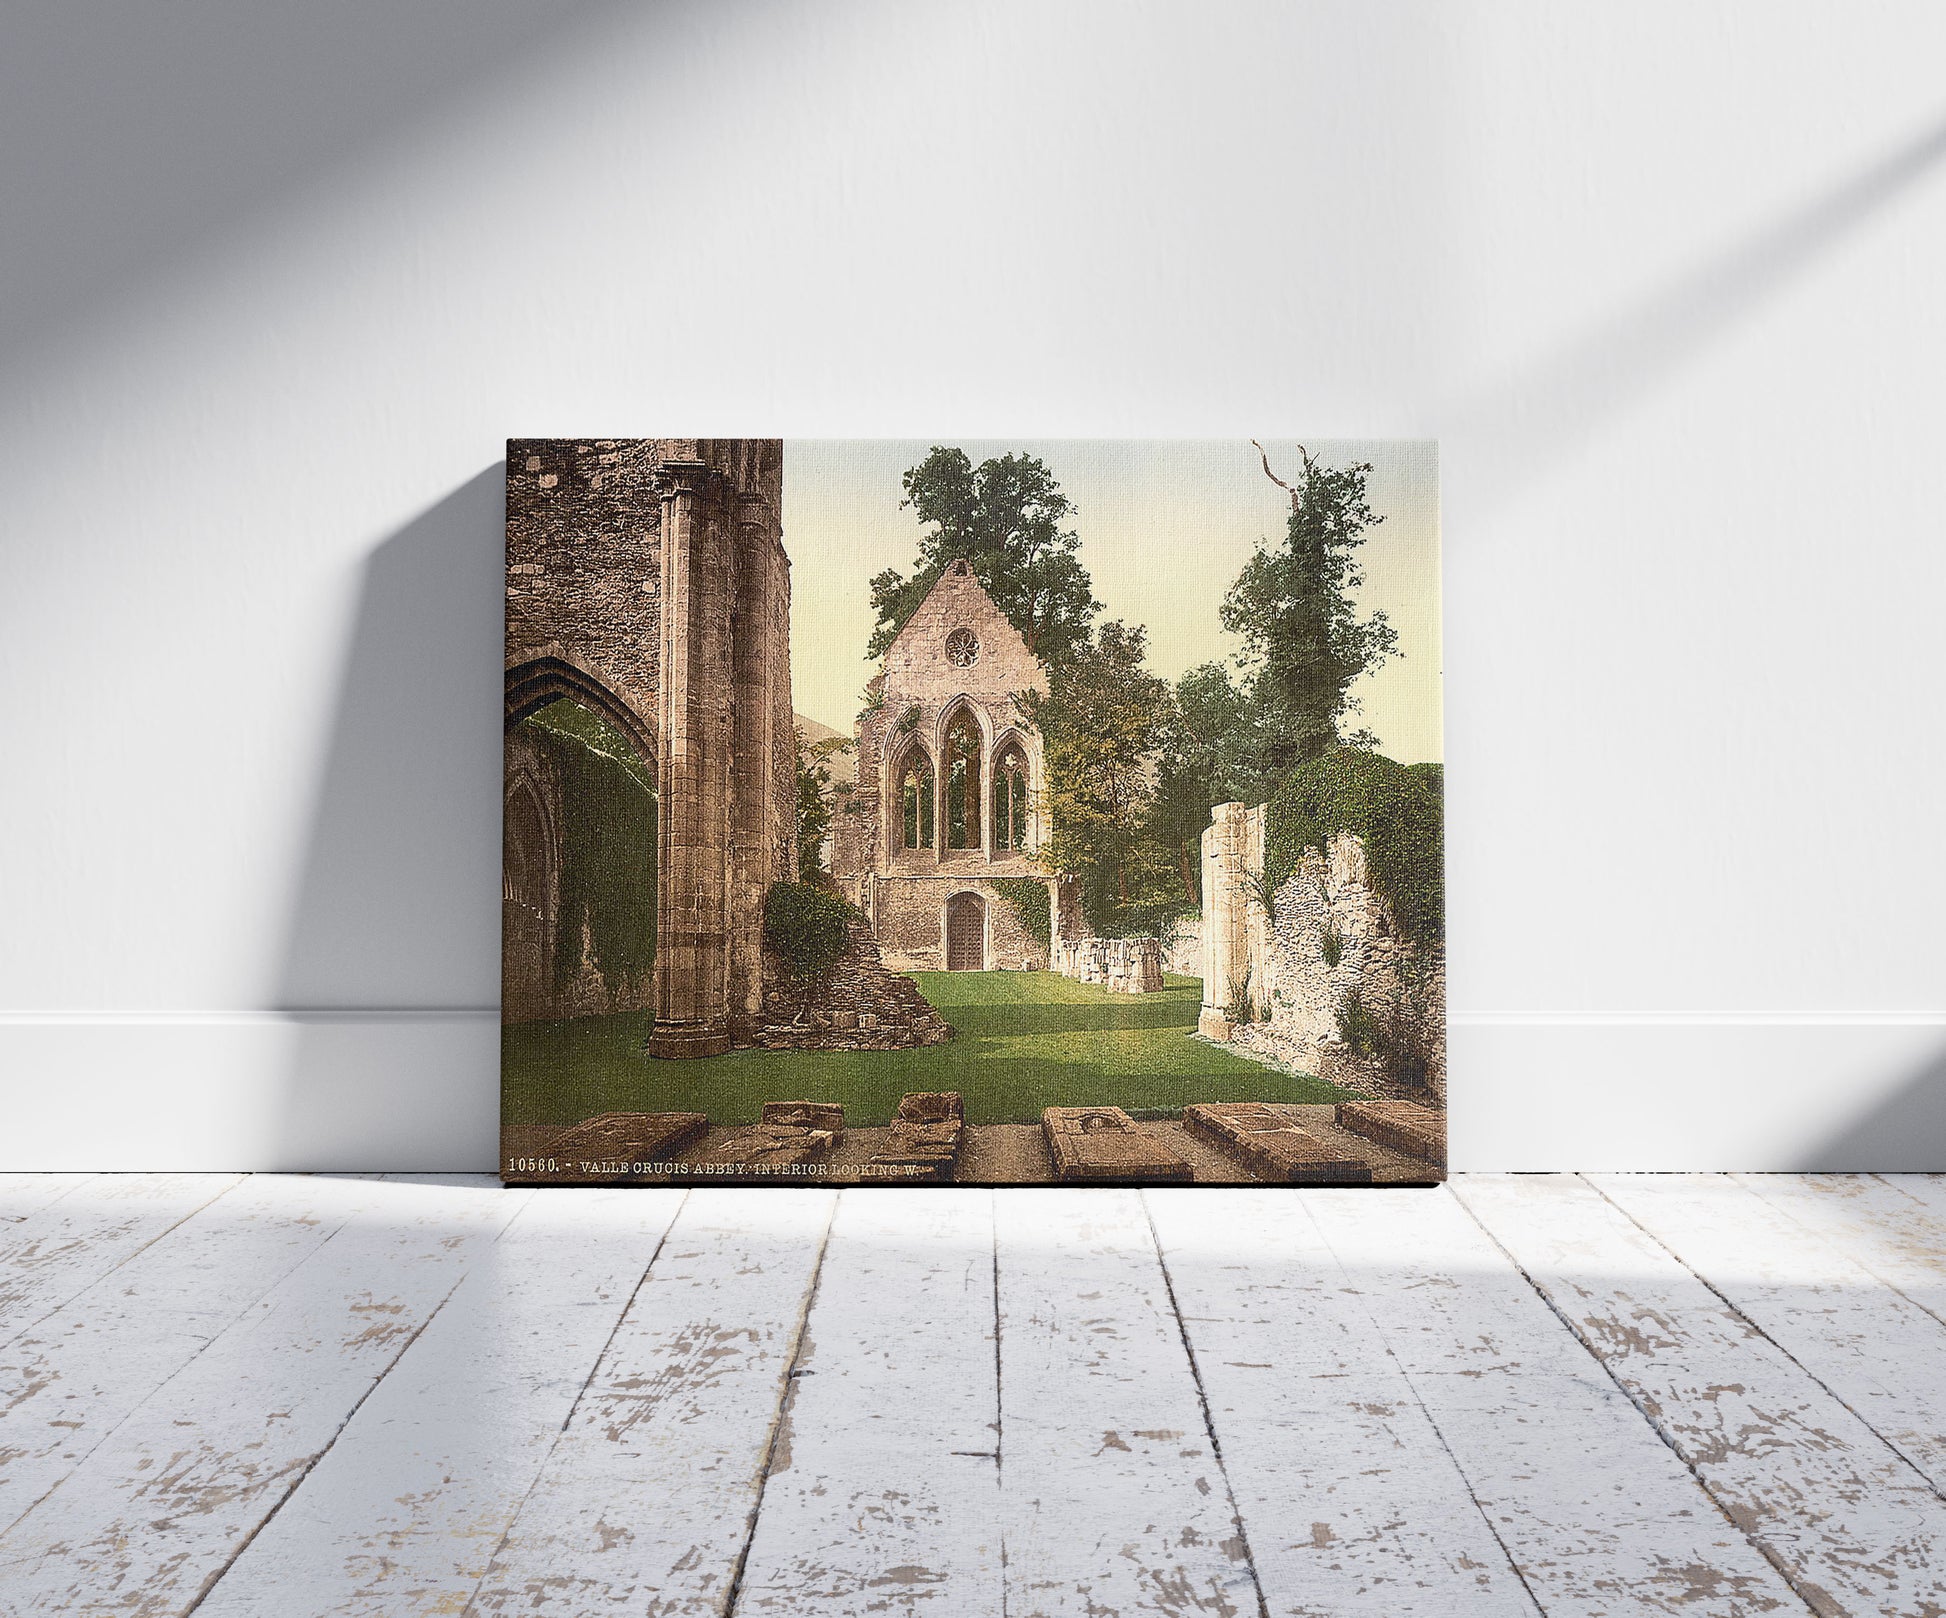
[546,1112,708,1179]
[1335,1100,1444,1163]
[762,1101,846,1137]
[866,1091,966,1183]
[710,1125,837,1171]
[1042,1107,1193,1183]
[896,1090,964,1124]
[1183,1102,1374,1184]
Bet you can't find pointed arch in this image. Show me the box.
[505,653,657,771]
[887,738,937,853]
[991,731,1032,853]
[938,700,988,852]
[501,766,558,1022]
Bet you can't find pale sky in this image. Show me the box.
[782,440,1442,766]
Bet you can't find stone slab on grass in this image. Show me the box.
[867,1091,966,1184]
[1042,1107,1193,1184]
[761,1101,847,1138]
[543,1112,708,1180]
[1183,1102,1374,1184]
[702,1126,840,1173]
[1335,1100,1445,1164]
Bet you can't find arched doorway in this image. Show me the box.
[945,891,987,971]
[503,695,658,1020]
[502,774,555,1023]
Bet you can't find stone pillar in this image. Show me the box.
[1199,802,1250,1040]
[726,493,777,1033]
[981,730,996,863]
[769,534,795,890]
[649,461,735,1058]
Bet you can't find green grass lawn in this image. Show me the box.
[503,971,1347,1127]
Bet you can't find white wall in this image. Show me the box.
[3,1,1942,1170]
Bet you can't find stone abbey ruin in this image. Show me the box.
[503,438,943,1056]
[830,559,1062,973]
[502,438,1444,1186]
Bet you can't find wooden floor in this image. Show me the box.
[2,1176,1944,1615]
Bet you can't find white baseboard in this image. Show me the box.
[1449,1017,1946,1171]
[0,1012,499,1172]
[0,1013,1940,1172]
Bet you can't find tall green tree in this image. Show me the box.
[792,727,852,883]
[1148,662,1265,904]
[1022,621,1180,937]
[868,448,1101,666]
[1222,445,1398,775]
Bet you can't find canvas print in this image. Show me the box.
[502,439,1443,1186]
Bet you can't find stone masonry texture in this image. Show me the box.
[1198,802,1448,1114]
[504,439,943,1059]
[832,560,1062,972]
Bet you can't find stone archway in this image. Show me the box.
[945,891,988,971]
[505,653,658,769]
[505,441,793,1055]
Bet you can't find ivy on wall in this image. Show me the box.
[521,701,658,993]
[989,877,1053,949]
[1264,747,1443,945]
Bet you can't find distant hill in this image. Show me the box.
[794,713,856,784]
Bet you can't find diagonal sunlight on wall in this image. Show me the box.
[3,2,1944,1167]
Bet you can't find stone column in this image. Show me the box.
[1199,802,1250,1040]
[726,493,777,1034]
[770,536,794,889]
[981,729,996,863]
[649,461,735,1058]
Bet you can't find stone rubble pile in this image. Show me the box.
[753,918,954,1050]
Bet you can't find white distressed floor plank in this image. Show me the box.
[0,1173,245,1348]
[0,1174,409,1535]
[732,1189,1004,1616]
[1458,1174,1946,1618]
[1306,1186,1807,1616]
[1594,1173,1946,1499]
[0,1175,527,1616]
[1734,1175,1946,1326]
[995,1188,1262,1618]
[189,1186,687,1617]
[0,1174,95,1223]
[464,1188,836,1616]
[1147,1188,1540,1617]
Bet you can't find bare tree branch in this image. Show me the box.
[1251,439,1313,512]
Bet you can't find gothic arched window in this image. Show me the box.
[899,751,935,851]
[944,710,983,851]
[993,741,1029,852]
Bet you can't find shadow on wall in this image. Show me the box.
[272,467,505,1171]
[1796,1050,1946,1173]
[0,1,633,377]
[1450,110,1946,514]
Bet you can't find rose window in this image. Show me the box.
[945,628,979,667]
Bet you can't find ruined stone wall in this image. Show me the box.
[506,439,668,754]
[505,439,797,1052]
[1199,803,1447,1104]
[1161,915,1204,978]
[752,919,954,1050]
[1052,935,1164,993]
[502,725,656,1023]
[832,559,1051,905]
[862,874,1054,972]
